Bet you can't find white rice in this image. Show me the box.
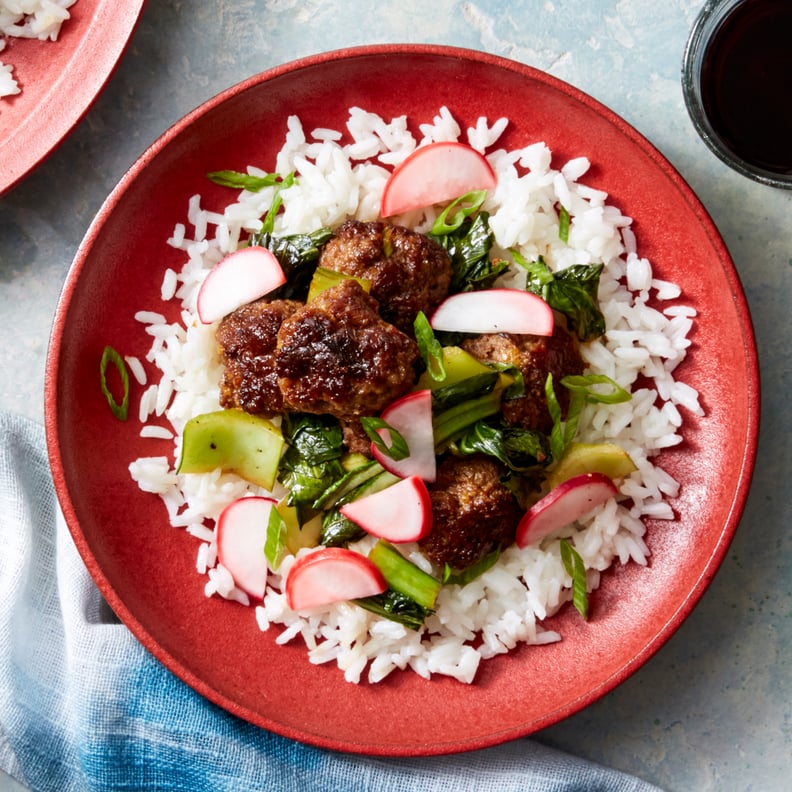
[0,0,77,98]
[128,106,703,685]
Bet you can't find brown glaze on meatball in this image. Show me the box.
[420,454,520,570]
[461,320,584,434]
[216,299,302,415]
[318,219,452,334]
[276,279,419,419]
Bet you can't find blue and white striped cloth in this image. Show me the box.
[0,412,662,792]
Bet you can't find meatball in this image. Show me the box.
[462,321,584,434]
[420,454,520,570]
[276,278,419,419]
[216,299,302,415]
[318,219,452,334]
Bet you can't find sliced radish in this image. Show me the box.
[197,245,286,324]
[430,289,554,336]
[285,547,387,611]
[515,472,618,548]
[380,141,497,217]
[216,496,278,599]
[372,390,436,482]
[339,475,433,543]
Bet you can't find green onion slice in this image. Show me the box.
[414,311,445,381]
[99,345,130,421]
[560,538,589,620]
[558,205,571,244]
[360,417,410,461]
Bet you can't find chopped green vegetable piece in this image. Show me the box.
[278,413,346,510]
[99,345,129,421]
[414,346,491,391]
[251,226,332,301]
[433,390,502,450]
[312,459,383,511]
[546,372,632,463]
[414,311,446,381]
[560,374,631,405]
[206,170,282,192]
[355,589,430,630]
[264,504,289,571]
[260,172,296,235]
[369,540,441,611]
[178,410,284,490]
[455,420,550,474]
[360,417,409,461]
[516,253,605,341]
[431,190,487,235]
[558,205,571,244]
[443,545,501,586]
[560,539,589,620]
[430,211,505,293]
[319,509,365,547]
[306,267,371,302]
[430,371,500,412]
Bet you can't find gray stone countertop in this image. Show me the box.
[0,2,789,790]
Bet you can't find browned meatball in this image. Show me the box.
[276,279,419,419]
[318,219,452,334]
[462,320,584,434]
[216,299,302,415]
[420,454,520,570]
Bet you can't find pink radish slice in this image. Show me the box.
[216,496,278,599]
[340,475,433,543]
[285,547,387,611]
[372,390,436,482]
[515,472,618,548]
[380,141,497,217]
[197,245,286,324]
[430,289,554,336]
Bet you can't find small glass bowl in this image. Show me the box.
[681,0,792,189]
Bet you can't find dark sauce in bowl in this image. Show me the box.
[683,0,792,187]
[699,0,792,175]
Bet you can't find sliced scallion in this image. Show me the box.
[99,345,129,421]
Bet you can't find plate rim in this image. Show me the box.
[44,43,761,756]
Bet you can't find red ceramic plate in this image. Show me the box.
[44,46,759,756]
[0,0,145,196]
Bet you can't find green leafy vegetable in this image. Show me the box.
[206,170,283,192]
[414,311,445,381]
[264,504,288,571]
[443,546,501,586]
[99,345,129,421]
[431,211,507,293]
[251,225,332,301]
[319,509,365,547]
[360,417,410,461]
[433,390,503,450]
[278,414,346,511]
[455,420,551,474]
[558,205,571,244]
[560,539,589,620]
[516,253,606,341]
[355,589,431,631]
[430,371,500,412]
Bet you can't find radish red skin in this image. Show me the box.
[197,245,286,324]
[380,141,497,217]
[372,390,436,482]
[285,547,387,611]
[339,475,433,543]
[516,472,618,548]
[430,289,554,336]
[216,495,278,600]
